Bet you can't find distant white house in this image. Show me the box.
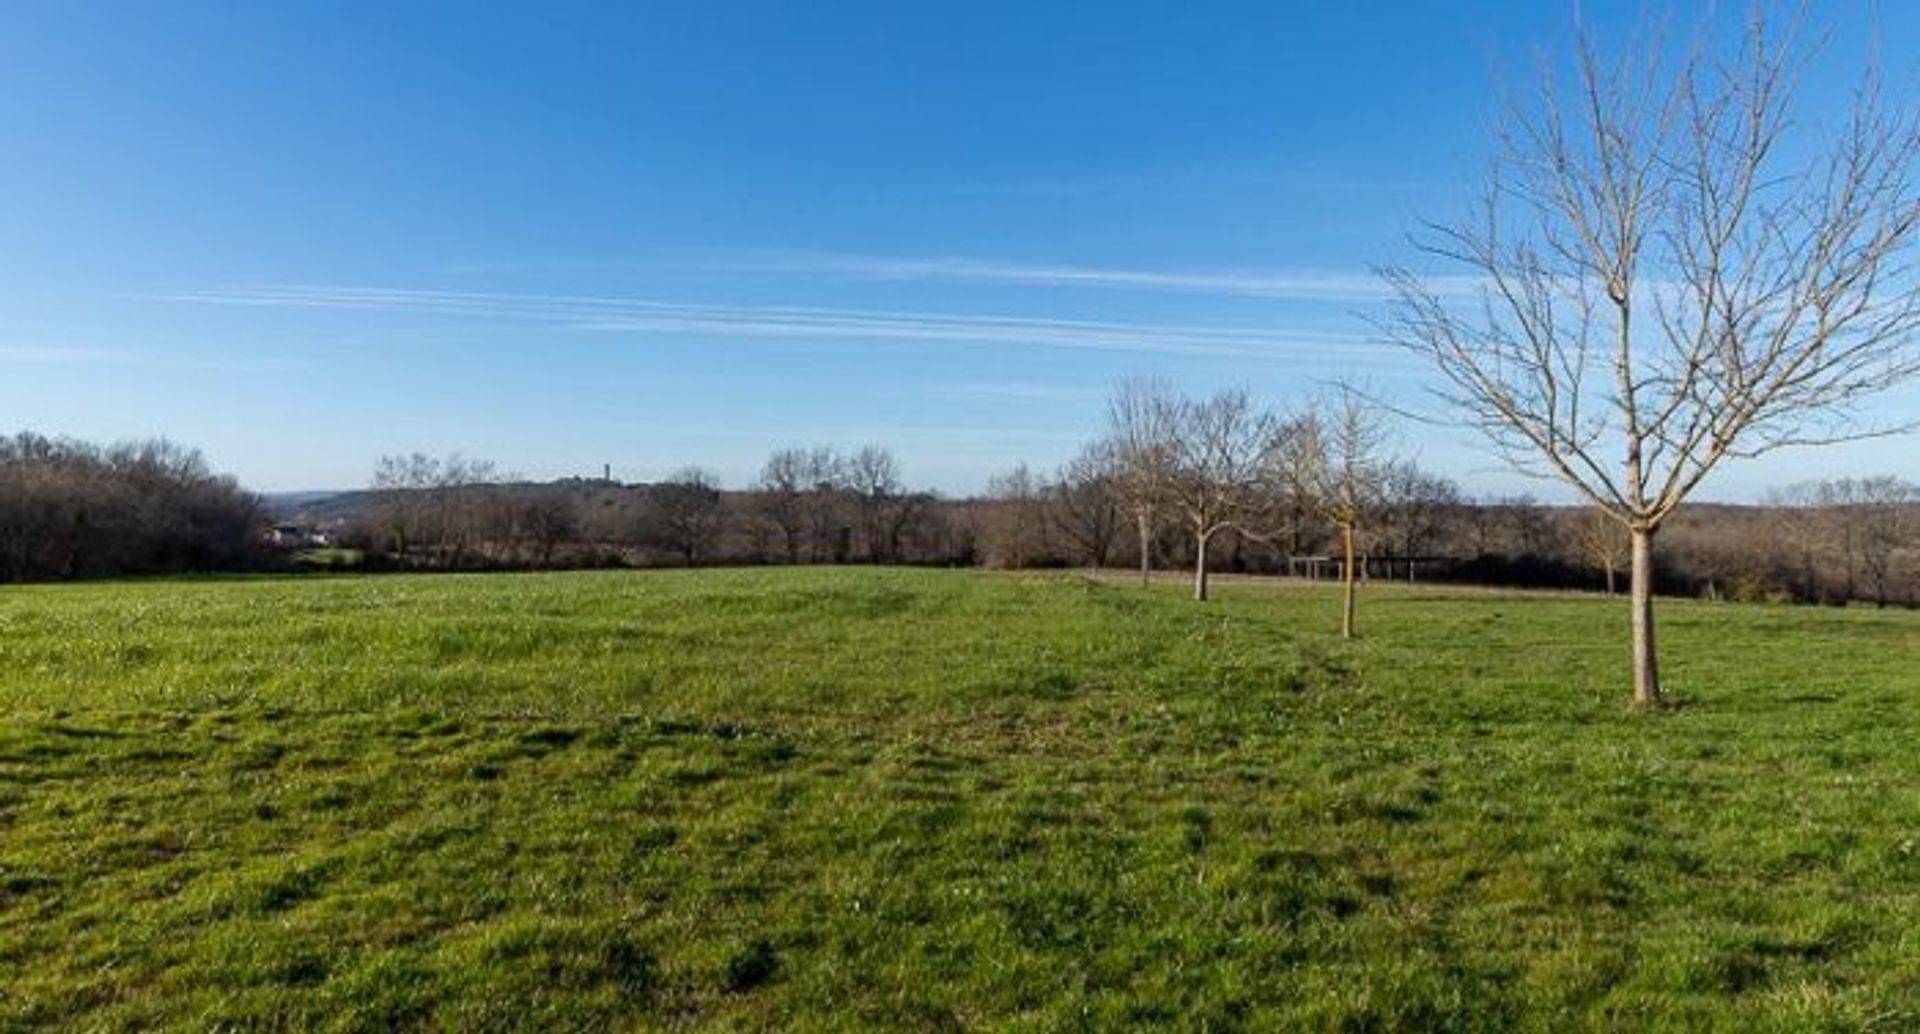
[266,525,311,548]
[265,524,340,549]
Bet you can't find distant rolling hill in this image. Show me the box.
[261,490,369,523]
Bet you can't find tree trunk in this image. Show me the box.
[1604,561,1616,596]
[1340,522,1357,639]
[1137,513,1152,588]
[1193,529,1211,601]
[1630,525,1661,706]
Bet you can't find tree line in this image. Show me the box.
[980,437,1920,609]
[974,381,1920,637]
[0,432,263,582]
[352,446,966,572]
[3,426,1912,611]
[308,411,1917,614]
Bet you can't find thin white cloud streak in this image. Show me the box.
[717,251,1485,302]
[169,285,1403,364]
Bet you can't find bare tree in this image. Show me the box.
[1817,478,1868,600]
[370,453,436,559]
[1377,461,1461,579]
[1832,475,1917,607]
[1264,415,1327,563]
[1498,493,1562,559]
[1459,494,1506,559]
[369,452,504,566]
[1380,10,1920,703]
[1051,441,1123,570]
[644,466,726,566]
[800,447,850,563]
[1763,482,1831,601]
[752,445,852,563]
[1105,378,1179,587]
[1291,389,1389,637]
[982,463,1048,569]
[845,445,925,564]
[1165,389,1277,601]
[518,494,579,568]
[1572,505,1631,595]
[756,447,813,563]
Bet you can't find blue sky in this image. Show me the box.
[2,2,1916,496]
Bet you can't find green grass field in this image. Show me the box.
[2,568,1917,1031]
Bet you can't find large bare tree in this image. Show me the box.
[1380,10,1920,703]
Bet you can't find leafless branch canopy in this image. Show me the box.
[1105,376,1181,523]
[1164,389,1278,542]
[1379,6,1920,530]
[1285,387,1390,528]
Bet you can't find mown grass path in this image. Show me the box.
[2,568,1917,1030]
